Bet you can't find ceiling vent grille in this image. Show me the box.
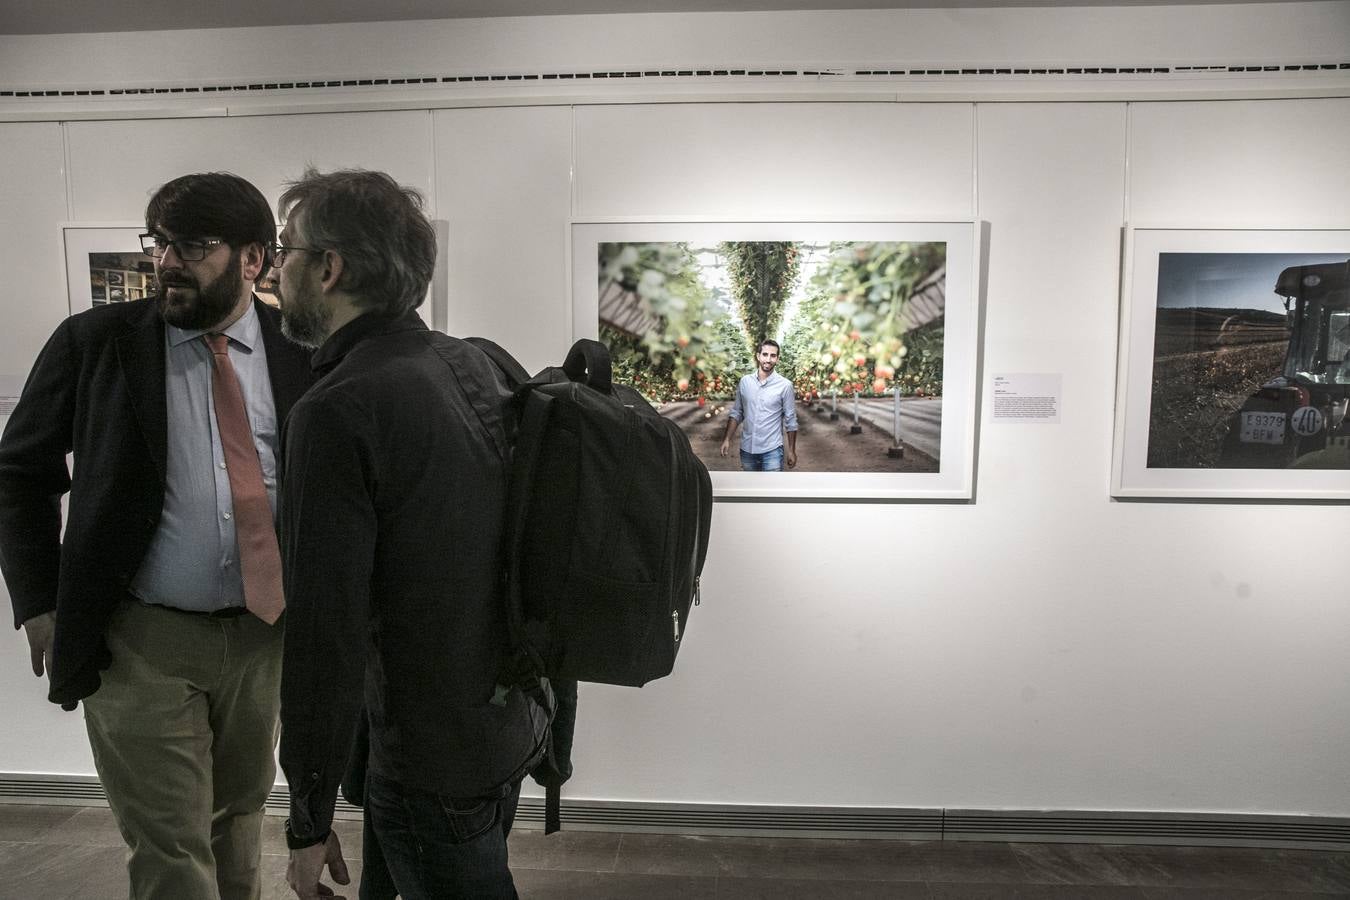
[1,62,1346,99]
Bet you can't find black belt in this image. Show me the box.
[140,601,249,620]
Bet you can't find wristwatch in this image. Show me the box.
[284,817,329,850]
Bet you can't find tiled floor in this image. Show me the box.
[1,804,1349,899]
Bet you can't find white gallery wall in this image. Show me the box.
[1,3,1348,817]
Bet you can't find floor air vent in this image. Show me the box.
[945,810,1350,850]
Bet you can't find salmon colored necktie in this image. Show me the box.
[203,333,285,624]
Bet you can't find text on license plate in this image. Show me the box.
[1240,411,1286,445]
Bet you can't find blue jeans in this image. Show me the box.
[364,774,521,900]
[358,795,397,900]
[740,445,785,471]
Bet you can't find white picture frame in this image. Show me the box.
[62,223,154,315]
[1112,226,1350,500]
[570,219,981,500]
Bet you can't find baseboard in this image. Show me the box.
[3,773,1346,850]
[505,798,945,840]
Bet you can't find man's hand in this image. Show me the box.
[719,438,730,458]
[287,831,350,899]
[22,611,55,678]
[786,448,798,469]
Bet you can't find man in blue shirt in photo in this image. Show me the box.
[720,339,799,471]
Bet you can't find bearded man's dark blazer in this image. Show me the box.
[0,296,313,707]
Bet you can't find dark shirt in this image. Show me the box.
[279,310,546,844]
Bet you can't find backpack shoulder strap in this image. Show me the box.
[529,677,577,834]
[502,388,555,673]
[465,335,531,387]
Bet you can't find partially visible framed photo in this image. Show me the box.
[1112,226,1350,499]
[571,220,981,500]
[62,224,157,314]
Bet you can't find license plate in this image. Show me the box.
[1240,411,1286,445]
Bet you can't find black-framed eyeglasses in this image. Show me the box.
[273,245,323,267]
[139,233,226,261]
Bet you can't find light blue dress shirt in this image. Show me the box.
[727,370,798,454]
[130,302,280,612]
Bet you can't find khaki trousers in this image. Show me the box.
[83,601,283,900]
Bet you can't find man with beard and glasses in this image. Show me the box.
[272,168,548,900]
[0,172,313,899]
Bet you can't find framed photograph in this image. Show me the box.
[571,220,980,499]
[63,224,156,314]
[1112,227,1350,499]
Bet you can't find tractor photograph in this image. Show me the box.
[1217,260,1350,468]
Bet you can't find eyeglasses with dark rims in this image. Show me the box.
[139,233,226,261]
[272,245,323,267]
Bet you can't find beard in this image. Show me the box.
[157,253,245,331]
[276,277,333,349]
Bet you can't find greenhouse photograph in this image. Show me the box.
[595,237,949,475]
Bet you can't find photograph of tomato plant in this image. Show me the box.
[598,239,947,473]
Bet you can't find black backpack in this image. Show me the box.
[467,337,714,832]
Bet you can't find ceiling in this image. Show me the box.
[0,0,1312,36]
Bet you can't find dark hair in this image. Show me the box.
[278,168,436,317]
[758,339,781,354]
[145,173,275,277]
